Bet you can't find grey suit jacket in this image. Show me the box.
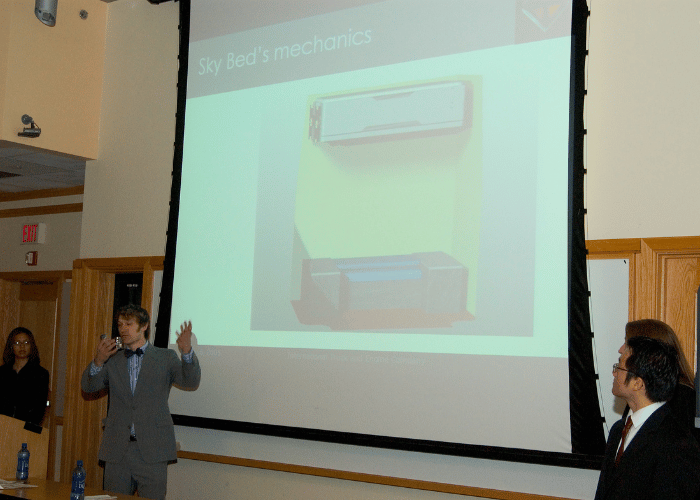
[81,345,201,464]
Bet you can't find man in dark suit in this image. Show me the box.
[82,305,201,500]
[594,335,700,500]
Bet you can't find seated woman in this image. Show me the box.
[0,327,50,425]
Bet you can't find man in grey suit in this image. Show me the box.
[82,305,201,500]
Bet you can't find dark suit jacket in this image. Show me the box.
[594,403,700,500]
[622,383,699,443]
[81,345,200,464]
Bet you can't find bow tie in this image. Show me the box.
[124,347,144,358]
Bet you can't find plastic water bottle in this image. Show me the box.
[70,460,86,500]
[16,443,29,482]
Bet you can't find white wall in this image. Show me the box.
[73,1,700,499]
[78,0,179,259]
[585,0,700,240]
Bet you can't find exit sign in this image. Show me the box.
[22,223,46,244]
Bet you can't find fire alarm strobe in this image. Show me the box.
[25,251,38,266]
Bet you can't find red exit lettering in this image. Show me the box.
[22,224,37,243]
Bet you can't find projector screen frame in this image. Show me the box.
[154,0,605,470]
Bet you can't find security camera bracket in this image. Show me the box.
[18,127,41,138]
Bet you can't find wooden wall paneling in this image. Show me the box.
[61,264,114,487]
[641,237,700,373]
[18,286,57,468]
[628,252,639,322]
[634,237,700,319]
[47,272,70,482]
[18,282,58,301]
[0,414,50,480]
[594,238,700,375]
[658,254,700,372]
[585,238,641,255]
[587,236,700,374]
[634,239,657,321]
[0,279,20,346]
[19,284,58,377]
[141,259,156,315]
[78,256,164,274]
[631,249,644,322]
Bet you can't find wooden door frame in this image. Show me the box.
[60,256,163,487]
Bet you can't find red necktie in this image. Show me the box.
[614,416,633,466]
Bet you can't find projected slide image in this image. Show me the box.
[289,78,479,330]
[293,252,471,330]
[177,8,571,351]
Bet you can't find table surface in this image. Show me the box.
[0,478,137,500]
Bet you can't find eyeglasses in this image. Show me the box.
[13,341,30,346]
[612,363,636,377]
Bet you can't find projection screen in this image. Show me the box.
[156,0,601,467]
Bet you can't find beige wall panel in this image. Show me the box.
[0,211,82,272]
[79,0,179,259]
[0,3,9,121]
[585,0,700,240]
[0,0,107,159]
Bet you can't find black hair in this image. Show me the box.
[625,335,679,403]
[2,327,40,365]
[625,319,694,388]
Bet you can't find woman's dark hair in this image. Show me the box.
[2,327,40,365]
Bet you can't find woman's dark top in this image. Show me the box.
[0,361,49,425]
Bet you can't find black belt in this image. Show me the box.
[129,435,137,442]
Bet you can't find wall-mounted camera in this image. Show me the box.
[35,0,57,27]
[18,114,41,138]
